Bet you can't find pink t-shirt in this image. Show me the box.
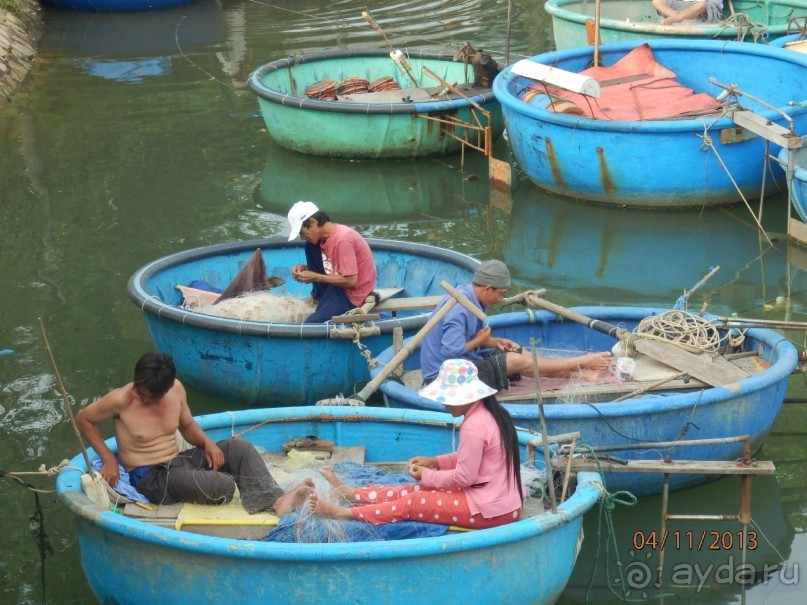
[420,402,524,518]
[320,224,376,307]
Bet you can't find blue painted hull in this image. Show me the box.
[249,49,505,159]
[43,0,196,11]
[493,39,807,206]
[127,238,480,404]
[545,0,807,50]
[56,407,602,605]
[779,147,807,223]
[375,307,797,495]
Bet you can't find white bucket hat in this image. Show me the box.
[287,201,320,241]
[418,359,497,407]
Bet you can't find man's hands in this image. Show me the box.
[468,326,520,352]
[99,455,120,487]
[204,440,225,470]
[291,264,317,284]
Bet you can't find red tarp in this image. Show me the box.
[540,43,722,121]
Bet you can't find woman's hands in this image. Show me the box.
[409,455,438,479]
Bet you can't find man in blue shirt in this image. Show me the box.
[420,260,612,390]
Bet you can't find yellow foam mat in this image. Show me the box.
[175,500,279,530]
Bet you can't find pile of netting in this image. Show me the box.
[197,292,314,323]
[259,460,548,544]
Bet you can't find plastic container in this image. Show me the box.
[616,357,636,381]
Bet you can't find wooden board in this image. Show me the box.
[633,339,746,390]
[554,458,775,476]
[374,295,443,312]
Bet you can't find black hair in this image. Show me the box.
[303,210,331,229]
[133,352,176,399]
[480,394,523,501]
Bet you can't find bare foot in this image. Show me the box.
[579,352,613,371]
[319,466,356,500]
[308,492,353,520]
[273,481,314,516]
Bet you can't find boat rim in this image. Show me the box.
[778,147,807,180]
[55,406,602,560]
[248,48,498,115]
[543,0,796,37]
[126,237,481,338]
[493,38,807,132]
[375,306,799,420]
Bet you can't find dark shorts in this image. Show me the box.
[476,349,520,391]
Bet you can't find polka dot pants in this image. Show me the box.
[349,485,521,529]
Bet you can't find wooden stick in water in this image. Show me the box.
[38,317,94,474]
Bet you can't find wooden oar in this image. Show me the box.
[318,281,486,405]
[526,298,746,389]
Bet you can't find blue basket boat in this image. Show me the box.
[56,406,602,605]
[248,49,504,159]
[374,307,797,496]
[127,238,479,404]
[545,0,807,50]
[492,39,807,207]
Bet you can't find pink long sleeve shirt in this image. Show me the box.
[420,401,523,518]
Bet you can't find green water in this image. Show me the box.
[0,0,805,602]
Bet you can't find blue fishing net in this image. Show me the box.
[262,462,449,543]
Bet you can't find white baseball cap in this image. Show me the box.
[287,201,319,241]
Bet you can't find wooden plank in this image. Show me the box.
[730,110,804,149]
[374,295,443,312]
[553,458,775,476]
[633,339,746,389]
[498,376,707,402]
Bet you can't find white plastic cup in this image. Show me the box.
[616,357,636,381]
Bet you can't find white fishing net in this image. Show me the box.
[197,292,314,323]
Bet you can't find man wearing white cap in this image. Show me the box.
[419,259,611,390]
[286,201,376,323]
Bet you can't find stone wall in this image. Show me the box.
[1,0,43,104]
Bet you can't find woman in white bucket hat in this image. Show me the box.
[309,359,524,529]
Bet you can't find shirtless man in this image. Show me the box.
[76,352,312,514]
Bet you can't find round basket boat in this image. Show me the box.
[127,238,480,404]
[248,48,505,159]
[374,307,797,495]
[493,39,807,206]
[545,0,807,50]
[56,406,602,605]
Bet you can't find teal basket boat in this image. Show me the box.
[248,49,504,159]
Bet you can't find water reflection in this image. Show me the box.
[504,187,807,316]
[560,474,796,604]
[39,1,225,82]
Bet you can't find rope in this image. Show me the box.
[574,446,639,603]
[350,321,379,369]
[1,470,54,604]
[634,310,722,354]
